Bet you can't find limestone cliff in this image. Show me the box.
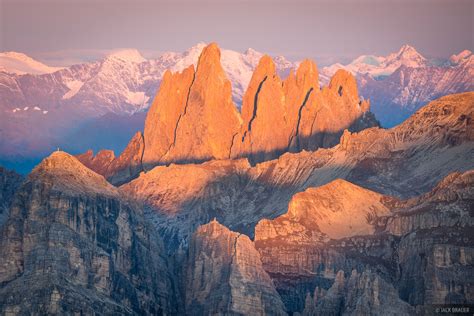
[0,152,176,315]
[185,219,286,315]
[254,170,474,313]
[122,92,474,253]
[230,58,377,163]
[77,131,145,186]
[301,270,414,315]
[0,166,23,227]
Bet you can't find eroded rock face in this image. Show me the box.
[0,152,176,315]
[0,166,23,227]
[253,170,474,313]
[122,92,474,254]
[77,131,145,185]
[296,70,377,152]
[254,179,398,312]
[85,43,378,181]
[231,60,378,163]
[230,55,290,162]
[185,219,287,315]
[302,270,414,316]
[256,179,394,242]
[379,171,474,307]
[142,43,242,167]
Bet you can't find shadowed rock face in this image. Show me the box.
[254,170,474,313]
[0,152,177,315]
[185,219,287,315]
[121,92,474,252]
[78,43,378,184]
[301,270,414,316]
[0,167,23,227]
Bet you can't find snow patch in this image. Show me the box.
[126,91,149,106]
[0,51,63,75]
[34,106,41,111]
[321,44,427,79]
[43,110,48,114]
[62,80,84,100]
[107,49,146,64]
[23,107,29,111]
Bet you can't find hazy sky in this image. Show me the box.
[1,0,473,66]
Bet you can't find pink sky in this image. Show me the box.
[1,0,472,66]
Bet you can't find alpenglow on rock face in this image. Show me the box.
[79,42,378,184]
[119,92,474,253]
[142,43,242,167]
[0,152,177,315]
[0,94,473,314]
[254,171,473,314]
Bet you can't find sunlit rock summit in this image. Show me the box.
[79,43,378,183]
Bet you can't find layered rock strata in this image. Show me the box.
[185,219,286,315]
[254,170,474,313]
[121,92,474,251]
[0,152,176,315]
[0,166,23,227]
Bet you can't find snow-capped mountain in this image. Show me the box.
[150,42,294,104]
[321,46,473,126]
[321,44,427,79]
[0,43,294,116]
[0,52,63,75]
[0,43,472,172]
[0,44,295,172]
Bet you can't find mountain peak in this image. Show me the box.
[106,49,146,63]
[244,48,259,55]
[0,51,63,75]
[398,44,418,53]
[31,151,117,196]
[450,49,473,64]
[391,44,426,63]
[183,42,207,58]
[197,42,221,66]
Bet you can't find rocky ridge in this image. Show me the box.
[253,170,474,313]
[80,43,378,183]
[322,46,474,127]
[2,45,472,172]
[185,219,286,315]
[0,152,177,315]
[120,92,474,252]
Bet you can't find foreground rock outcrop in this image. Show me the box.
[254,170,474,313]
[301,270,414,316]
[0,152,176,315]
[79,43,378,184]
[184,219,286,315]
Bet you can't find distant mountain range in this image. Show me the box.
[0,43,472,173]
[320,45,474,126]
